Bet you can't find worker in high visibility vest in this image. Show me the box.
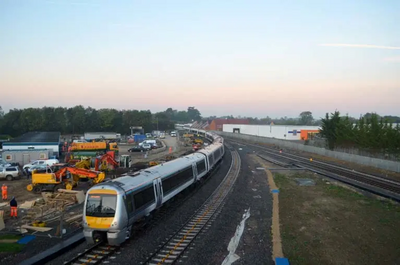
[10,197,17,218]
[1,184,7,200]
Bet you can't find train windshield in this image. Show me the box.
[86,194,117,217]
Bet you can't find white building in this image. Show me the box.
[2,132,61,157]
[223,124,321,140]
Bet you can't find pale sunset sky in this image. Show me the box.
[1,0,399,119]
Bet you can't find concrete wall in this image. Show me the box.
[217,131,400,173]
[223,124,321,140]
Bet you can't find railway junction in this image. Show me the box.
[0,128,399,265]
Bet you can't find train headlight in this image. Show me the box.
[111,221,117,227]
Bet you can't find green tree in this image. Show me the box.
[319,111,341,150]
[187,107,201,122]
[66,106,86,134]
[299,111,313,125]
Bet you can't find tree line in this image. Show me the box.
[0,106,202,137]
[319,111,400,156]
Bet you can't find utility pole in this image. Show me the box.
[157,118,159,131]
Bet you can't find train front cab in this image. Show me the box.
[83,188,128,246]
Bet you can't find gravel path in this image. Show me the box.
[182,143,274,265]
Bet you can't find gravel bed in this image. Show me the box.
[0,228,83,265]
[102,151,233,265]
[181,148,274,264]
[46,237,89,265]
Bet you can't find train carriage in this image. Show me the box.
[83,128,225,246]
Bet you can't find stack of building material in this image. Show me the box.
[24,190,85,223]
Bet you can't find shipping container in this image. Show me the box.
[2,149,53,166]
[133,135,146,143]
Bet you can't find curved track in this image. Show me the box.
[59,150,234,265]
[143,151,241,265]
[229,139,400,201]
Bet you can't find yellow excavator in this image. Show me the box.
[27,164,105,193]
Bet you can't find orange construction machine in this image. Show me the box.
[27,165,106,193]
[94,153,119,171]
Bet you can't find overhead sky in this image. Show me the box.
[1,0,399,119]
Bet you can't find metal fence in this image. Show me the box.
[217,131,400,173]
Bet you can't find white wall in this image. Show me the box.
[223,124,321,140]
[3,144,59,153]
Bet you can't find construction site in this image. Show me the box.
[0,130,209,260]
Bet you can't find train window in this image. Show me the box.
[162,166,193,195]
[133,185,155,210]
[209,154,214,166]
[86,194,117,217]
[215,149,220,160]
[124,194,134,214]
[196,160,206,174]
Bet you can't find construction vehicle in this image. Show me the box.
[69,141,119,156]
[74,158,91,169]
[192,143,202,151]
[27,165,105,193]
[183,133,194,138]
[94,153,119,171]
[148,155,176,167]
[193,138,204,145]
[119,155,132,168]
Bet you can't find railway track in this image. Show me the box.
[143,150,241,265]
[63,241,118,265]
[58,151,234,265]
[229,139,400,201]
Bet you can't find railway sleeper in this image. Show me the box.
[160,250,181,255]
[156,253,178,259]
[172,238,191,243]
[153,258,175,263]
[165,246,185,250]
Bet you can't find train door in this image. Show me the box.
[154,178,163,208]
[192,163,198,182]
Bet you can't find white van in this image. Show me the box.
[23,159,59,170]
[139,140,157,147]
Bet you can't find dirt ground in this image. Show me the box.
[0,136,191,223]
[0,178,41,205]
[274,170,400,265]
[119,135,192,164]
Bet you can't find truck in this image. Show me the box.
[70,142,118,152]
[84,132,121,142]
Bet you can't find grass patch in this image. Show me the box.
[0,243,24,253]
[274,172,400,265]
[0,234,23,253]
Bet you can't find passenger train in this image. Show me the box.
[82,128,225,245]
